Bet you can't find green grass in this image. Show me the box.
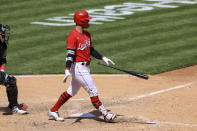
[0,0,197,75]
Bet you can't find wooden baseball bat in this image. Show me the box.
[97,62,149,80]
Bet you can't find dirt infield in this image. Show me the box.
[0,65,197,131]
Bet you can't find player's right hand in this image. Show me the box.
[63,69,71,83]
[102,56,115,65]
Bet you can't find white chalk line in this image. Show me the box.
[126,81,197,127]
[18,81,197,104]
[154,120,197,127]
[129,81,197,101]
[129,116,197,127]
[135,116,197,127]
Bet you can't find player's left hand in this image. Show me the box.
[63,69,71,83]
[102,56,115,65]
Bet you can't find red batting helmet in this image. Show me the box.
[74,10,92,28]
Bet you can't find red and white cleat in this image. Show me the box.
[48,110,64,121]
[104,113,116,122]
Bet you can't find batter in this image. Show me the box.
[48,10,116,122]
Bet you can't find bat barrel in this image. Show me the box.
[97,62,149,80]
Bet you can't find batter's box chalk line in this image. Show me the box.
[118,116,197,127]
[129,81,197,101]
[137,116,197,127]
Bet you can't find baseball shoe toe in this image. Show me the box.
[104,113,116,122]
[48,110,64,121]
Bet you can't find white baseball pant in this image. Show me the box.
[67,62,98,97]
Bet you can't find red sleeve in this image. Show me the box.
[67,32,77,49]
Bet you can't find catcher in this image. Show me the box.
[48,10,116,122]
[0,24,27,114]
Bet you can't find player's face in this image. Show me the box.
[82,19,90,28]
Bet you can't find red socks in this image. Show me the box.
[51,94,102,112]
[51,91,71,112]
[90,96,102,109]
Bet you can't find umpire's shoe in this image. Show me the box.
[48,110,64,121]
[12,106,27,114]
[9,103,28,110]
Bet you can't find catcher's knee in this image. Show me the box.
[5,76,18,94]
[5,76,17,87]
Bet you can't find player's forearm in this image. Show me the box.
[90,47,103,60]
[65,49,75,70]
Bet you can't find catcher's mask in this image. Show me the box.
[74,10,92,28]
[0,24,10,44]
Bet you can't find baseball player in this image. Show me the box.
[48,10,116,122]
[0,24,28,114]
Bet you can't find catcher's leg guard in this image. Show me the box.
[4,75,19,109]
